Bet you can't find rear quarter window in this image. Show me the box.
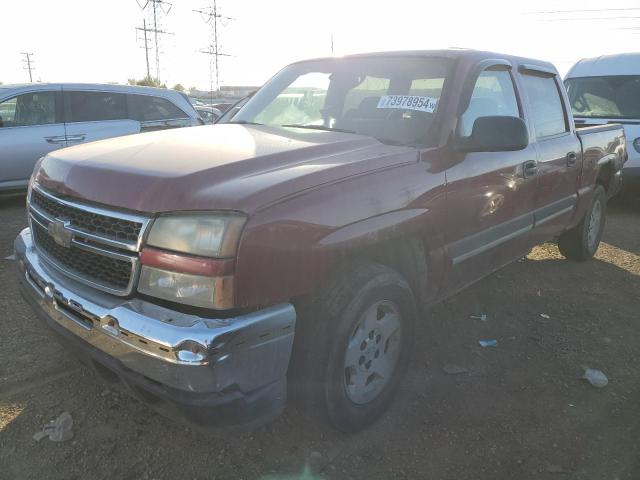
[67,91,127,122]
[521,74,568,138]
[127,94,187,121]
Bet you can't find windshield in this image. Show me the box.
[565,75,640,119]
[232,56,452,146]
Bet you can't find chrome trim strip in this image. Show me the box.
[70,238,137,262]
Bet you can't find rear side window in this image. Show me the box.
[67,91,127,123]
[460,69,520,137]
[0,91,57,127]
[521,74,568,138]
[127,94,187,121]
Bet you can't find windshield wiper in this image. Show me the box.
[229,120,264,125]
[281,124,356,134]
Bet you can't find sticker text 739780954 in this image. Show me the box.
[376,95,439,113]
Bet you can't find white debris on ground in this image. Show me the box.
[33,411,74,442]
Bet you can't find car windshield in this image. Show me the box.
[565,75,640,119]
[231,56,452,146]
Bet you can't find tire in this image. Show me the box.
[291,261,417,432]
[558,185,607,261]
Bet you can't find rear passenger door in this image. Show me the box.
[127,94,191,131]
[519,67,581,241]
[62,89,140,146]
[445,64,538,291]
[0,89,65,189]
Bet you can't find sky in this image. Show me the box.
[1,0,639,90]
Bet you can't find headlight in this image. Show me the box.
[146,212,246,258]
[139,212,245,309]
[138,266,221,309]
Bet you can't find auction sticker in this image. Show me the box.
[377,95,438,113]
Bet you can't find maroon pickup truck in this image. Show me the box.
[15,50,626,432]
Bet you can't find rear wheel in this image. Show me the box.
[293,261,417,432]
[558,185,606,261]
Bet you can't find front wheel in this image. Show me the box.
[294,261,417,432]
[558,185,607,261]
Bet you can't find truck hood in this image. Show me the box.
[35,124,416,213]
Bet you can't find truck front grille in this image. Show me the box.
[30,188,142,243]
[28,186,151,296]
[31,222,133,291]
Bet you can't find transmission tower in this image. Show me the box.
[21,52,35,82]
[194,0,233,101]
[136,0,173,82]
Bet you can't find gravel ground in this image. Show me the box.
[1,193,639,480]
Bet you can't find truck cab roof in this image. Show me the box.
[291,49,557,75]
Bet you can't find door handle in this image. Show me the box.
[66,134,86,143]
[523,160,538,178]
[566,151,577,166]
[44,136,66,144]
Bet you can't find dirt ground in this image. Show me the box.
[1,194,639,480]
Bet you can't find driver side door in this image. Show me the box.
[444,65,538,291]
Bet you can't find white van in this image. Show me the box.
[565,53,640,191]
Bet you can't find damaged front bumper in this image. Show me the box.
[14,227,296,428]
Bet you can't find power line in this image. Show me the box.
[530,15,640,22]
[194,0,234,101]
[21,52,35,83]
[525,7,640,14]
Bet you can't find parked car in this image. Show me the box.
[565,53,639,193]
[194,105,222,124]
[0,83,202,193]
[215,93,254,123]
[15,50,625,432]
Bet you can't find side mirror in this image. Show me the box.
[458,116,528,152]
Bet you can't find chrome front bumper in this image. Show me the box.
[14,227,296,397]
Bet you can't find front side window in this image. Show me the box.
[521,74,568,138]
[233,56,452,147]
[67,91,127,123]
[0,91,56,128]
[460,69,520,137]
[565,75,640,119]
[128,94,187,121]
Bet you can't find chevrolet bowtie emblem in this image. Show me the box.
[47,219,73,248]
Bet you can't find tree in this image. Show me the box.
[127,76,166,88]
[172,84,185,92]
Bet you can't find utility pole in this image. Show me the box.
[21,52,35,82]
[331,33,334,54]
[136,0,173,82]
[194,0,233,103]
